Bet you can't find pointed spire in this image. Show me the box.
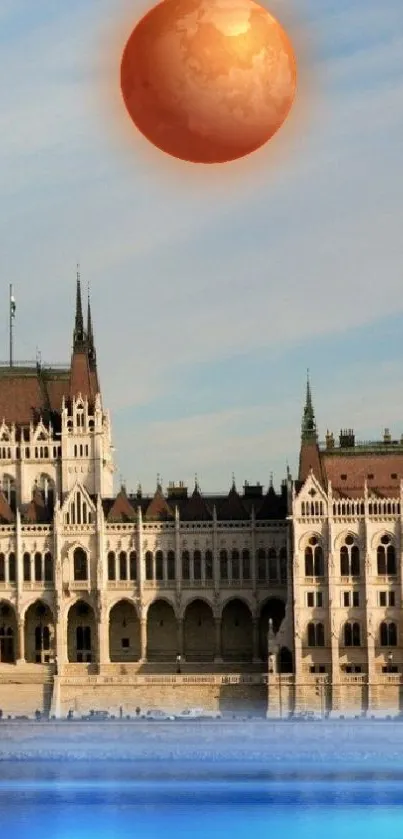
[87,283,96,369]
[73,264,85,349]
[301,369,318,442]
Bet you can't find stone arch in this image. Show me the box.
[333,530,359,550]
[183,598,215,661]
[221,598,253,661]
[24,599,54,664]
[258,597,286,660]
[297,531,322,551]
[0,600,17,663]
[67,599,96,663]
[109,599,140,662]
[146,598,177,661]
[370,530,395,550]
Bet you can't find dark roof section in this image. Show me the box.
[216,485,248,521]
[181,486,213,521]
[256,483,287,519]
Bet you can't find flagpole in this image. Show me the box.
[9,283,13,368]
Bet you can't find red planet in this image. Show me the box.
[120,0,297,164]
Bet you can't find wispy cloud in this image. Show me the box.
[0,0,402,490]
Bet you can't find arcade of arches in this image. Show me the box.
[0,596,292,670]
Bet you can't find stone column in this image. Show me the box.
[17,618,25,663]
[214,617,222,662]
[140,617,147,661]
[252,618,259,662]
[97,598,109,672]
[177,619,184,657]
[55,603,67,674]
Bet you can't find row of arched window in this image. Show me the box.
[0,446,62,460]
[306,621,398,647]
[0,552,53,583]
[304,536,397,577]
[140,549,287,583]
[73,444,89,458]
[108,551,137,581]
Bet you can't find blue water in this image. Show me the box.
[1,762,403,839]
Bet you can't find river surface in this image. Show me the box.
[1,724,403,838]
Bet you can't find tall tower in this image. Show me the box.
[60,270,114,497]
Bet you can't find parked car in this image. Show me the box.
[175,707,205,720]
[81,710,110,721]
[143,709,175,721]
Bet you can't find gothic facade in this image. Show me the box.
[0,277,401,717]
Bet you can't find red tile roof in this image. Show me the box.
[145,488,174,520]
[107,487,136,522]
[0,491,15,523]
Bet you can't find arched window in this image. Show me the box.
[205,549,213,580]
[155,550,164,581]
[23,552,31,582]
[307,622,316,646]
[182,550,190,580]
[268,548,277,581]
[340,537,360,577]
[193,550,202,580]
[344,621,361,647]
[377,536,396,575]
[119,551,127,581]
[316,623,325,646]
[305,546,314,577]
[129,550,137,581]
[34,552,42,582]
[0,553,5,582]
[8,552,16,583]
[231,549,240,580]
[107,551,116,581]
[73,548,88,581]
[145,551,153,580]
[44,552,53,582]
[220,549,228,580]
[279,547,287,583]
[340,545,349,576]
[380,621,397,646]
[257,548,266,581]
[307,622,325,647]
[242,549,250,580]
[167,550,175,581]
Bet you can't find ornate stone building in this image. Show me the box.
[0,276,401,718]
[0,277,292,718]
[288,378,403,716]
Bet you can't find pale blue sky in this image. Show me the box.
[0,0,402,494]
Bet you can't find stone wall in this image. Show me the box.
[58,675,268,718]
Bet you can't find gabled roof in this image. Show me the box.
[144,487,174,521]
[0,491,15,524]
[181,486,213,521]
[217,485,248,520]
[106,486,136,522]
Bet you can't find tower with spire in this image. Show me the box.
[301,371,317,443]
[298,371,322,483]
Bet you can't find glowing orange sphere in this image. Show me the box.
[120,0,297,163]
